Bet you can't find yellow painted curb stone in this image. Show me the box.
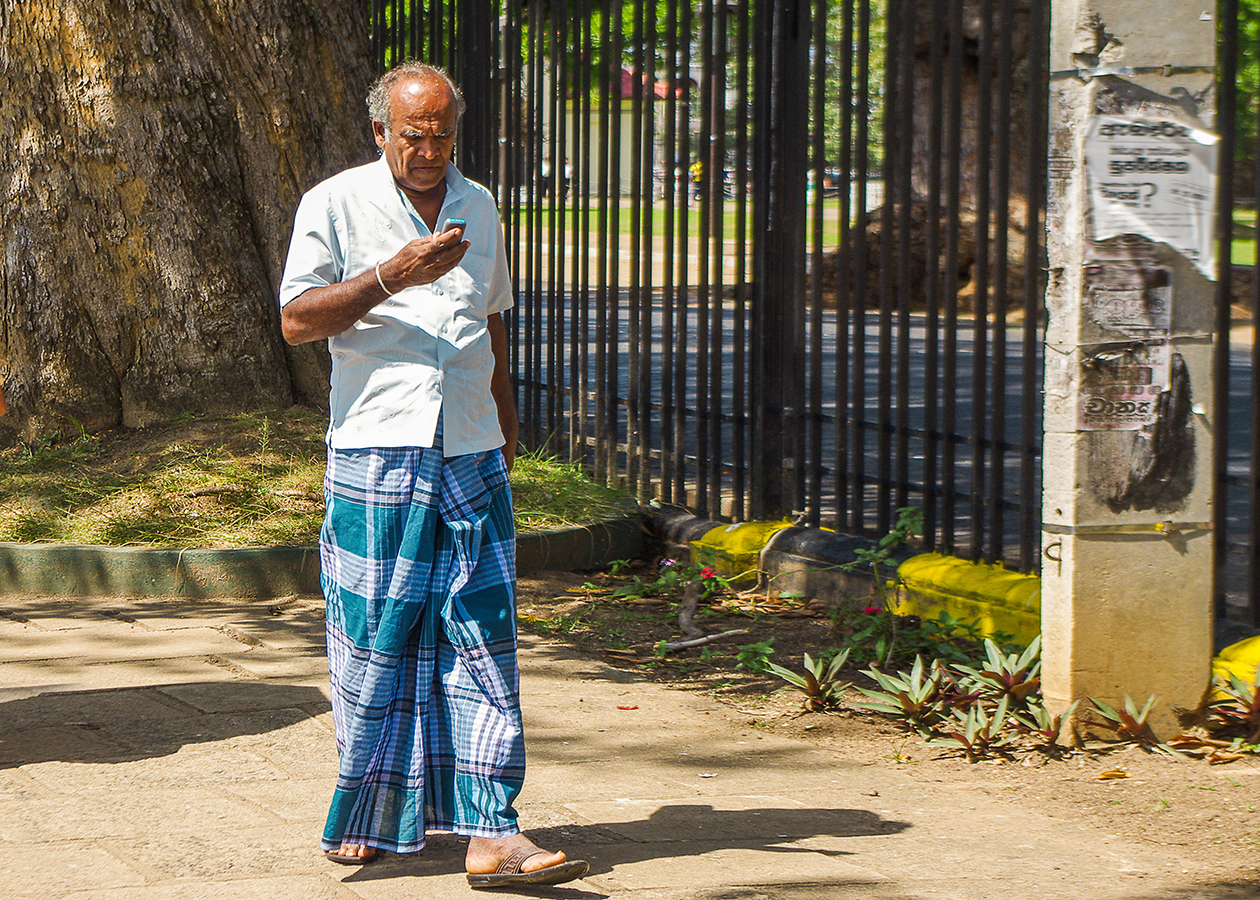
[895,552,1042,647]
[689,519,795,584]
[1212,634,1260,690]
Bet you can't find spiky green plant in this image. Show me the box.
[929,696,1018,762]
[1206,671,1260,745]
[951,636,1042,705]
[765,648,852,712]
[1011,699,1079,750]
[853,655,947,736]
[1086,694,1176,754]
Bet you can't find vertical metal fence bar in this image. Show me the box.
[1020,0,1049,573]
[447,0,457,70]
[893,0,915,517]
[833,0,855,532]
[940,0,963,555]
[627,0,646,491]
[968,0,994,561]
[413,0,425,62]
[547,11,566,448]
[370,0,382,68]
[660,0,679,503]
[593,0,611,483]
[806,0,826,527]
[640,1,658,500]
[751,0,809,520]
[503,0,521,403]
[732,0,751,521]
[848,0,871,535]
[570,3,590,468]
[789,3,810,519]
[428,0,440,67]
[525,1,543,450]
[708,0,728,514]
[874,0,899,537]
[922,1,945,552]
[1250,21,1260,627]
[607,8,624,483]
[409,0,420,63]
[986,0,1014,563]
[1223,0,1254,625]
[672,0,693,506]
[695,0,714,516]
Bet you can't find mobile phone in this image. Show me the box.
[439,217,467,240]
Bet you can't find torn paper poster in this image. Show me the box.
[1078,341,1170,431]
[1084,115,1218,280]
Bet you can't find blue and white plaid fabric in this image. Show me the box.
[318,426,523,854]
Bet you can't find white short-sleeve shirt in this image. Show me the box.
[279,158,514,455]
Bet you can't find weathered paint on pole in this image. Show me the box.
[1042,1,1218,734]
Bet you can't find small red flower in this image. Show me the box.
[863,605,882,615]
[700,566,717,579]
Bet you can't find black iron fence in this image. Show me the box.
[366,0,1051,573]
[1216,1,1260,629]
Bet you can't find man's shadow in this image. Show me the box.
[346,803,910,896]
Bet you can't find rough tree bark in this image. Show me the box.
[910,0,1037,208]
[0,0,376,446]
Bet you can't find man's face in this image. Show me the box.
[374,77,458,195]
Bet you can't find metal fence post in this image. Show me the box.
[456,0,495,187]
[751,0,810,521]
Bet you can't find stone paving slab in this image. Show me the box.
[0,622,250,662]
[61,876,362,900]
[0,594,1240,900]
[0,657,242,692]
[0,842,147,898]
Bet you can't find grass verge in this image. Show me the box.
[0,407,632,547]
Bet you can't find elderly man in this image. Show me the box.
[279,63,586,888]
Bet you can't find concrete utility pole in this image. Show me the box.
[1042,2,1218,735]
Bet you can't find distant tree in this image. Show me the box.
[1231,0,1260,198]
[0,0,375,446]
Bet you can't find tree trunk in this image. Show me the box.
[0,0,376,446]
[910,0,1037,208]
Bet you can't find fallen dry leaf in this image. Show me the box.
[1097,768,1129,780]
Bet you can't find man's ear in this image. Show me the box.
[372,121,388,150]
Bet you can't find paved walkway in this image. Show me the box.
[0,594,1248,900]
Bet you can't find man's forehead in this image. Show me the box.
[391,76,457,122]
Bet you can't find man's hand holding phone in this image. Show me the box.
[439,217,467,241]
[379,218,470,291]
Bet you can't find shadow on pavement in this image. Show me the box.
[532,803,910,875]
[340,805,908,890]
[0,682,328,768]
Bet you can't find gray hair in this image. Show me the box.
[366,63,465,131]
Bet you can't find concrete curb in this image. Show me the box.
[647,505,1260,660]
[0,511,642,599]
[648,505,914,603]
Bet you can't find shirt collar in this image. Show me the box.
[374,156,470,234]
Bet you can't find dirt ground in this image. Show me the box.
[516,565,1260,888]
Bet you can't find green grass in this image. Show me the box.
[0,408,633,548]
[1233,206,1256,266]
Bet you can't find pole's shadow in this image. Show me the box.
[0,682,328,767]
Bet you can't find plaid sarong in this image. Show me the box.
[318,428,523,854]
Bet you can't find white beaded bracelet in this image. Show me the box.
[375,261,396,297]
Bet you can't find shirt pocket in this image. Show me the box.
[452,251,495,310]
